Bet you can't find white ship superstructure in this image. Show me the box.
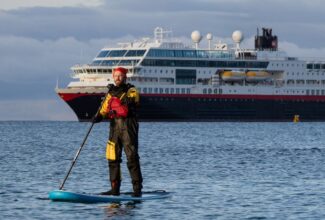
[57,27,325,121]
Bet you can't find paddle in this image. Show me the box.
[59,91,110,190]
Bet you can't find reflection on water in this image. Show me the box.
[101,202,139,219]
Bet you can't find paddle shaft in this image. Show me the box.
[59,91,110,190]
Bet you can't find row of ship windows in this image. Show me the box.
[139,88,192,94]
[307,64,325,69]
[306,90,325,95]
[139,87,224,94]
[147,49,232,59]
[271,63,304,68]
[138,88,325,96]
[287,80,325,85]
[96,49,234,59]
[96,50,146,58]
[140,69,213,74]
[141,59,269,68]
[146,98,325,102]
[91,59,139,66]
[287,72,325,76]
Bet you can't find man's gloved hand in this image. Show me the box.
[108,110,117,119]
[93,114,103,123]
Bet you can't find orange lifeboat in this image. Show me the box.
[221,71,246,82]
[246,71,270,82]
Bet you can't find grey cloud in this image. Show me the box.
[1,0,325,120]
[0,0,325,47]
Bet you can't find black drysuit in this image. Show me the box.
[100,83,143,192]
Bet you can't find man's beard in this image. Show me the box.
[115,80,124,86]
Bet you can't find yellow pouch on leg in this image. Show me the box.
[106,141,116,161]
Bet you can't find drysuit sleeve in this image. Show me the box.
[99,94,112,118]
[127,87,140,104]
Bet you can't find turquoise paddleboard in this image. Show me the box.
[49,190,171,203]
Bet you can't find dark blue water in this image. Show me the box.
[1,122,325,219]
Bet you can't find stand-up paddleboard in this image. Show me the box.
[49,190,171,203]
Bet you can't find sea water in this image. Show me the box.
[1,121,325,219]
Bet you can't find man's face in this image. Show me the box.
[113,71,126,86]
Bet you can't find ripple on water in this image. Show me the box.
[1,122,325,219]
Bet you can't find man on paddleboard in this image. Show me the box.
[94,67,143,197]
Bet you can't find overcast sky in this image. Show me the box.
[1,0,325,120]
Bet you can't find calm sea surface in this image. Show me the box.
[1,121,325,219]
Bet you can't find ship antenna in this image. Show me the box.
[56,77,59,89]
[80,48,84,63]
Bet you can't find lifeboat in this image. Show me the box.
[246,71,270,82]
[221,71,246,82]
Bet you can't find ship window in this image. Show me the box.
[97,50,110,57]
[174,50,183,57]
[186,89,190,94]
[176,69,196,85]
[183,50,197,58]
[108,50,127,57]
[322,64,325,69]
[91,60,102,66]
[181,88,185,94]
[214,89,218,94]
[175,60,196,67]
[176,88,180,94]
[197,50,209,58]
[171,88,174,94]
[165,88,169,93]
[307,64,313,69]
[125,50,146,57]
[147,49,175,57]
[197,60,209,67]
[154,88,158,93]
[203,89,207,94]
[143,88,147,93]
[101,60,119,66]
[208,89,212,94]
[315,64,321,69]
[160,88,164,93]
[148,88,152,93]
[118,59,139,66]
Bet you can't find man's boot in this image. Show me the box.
[132,182,142,197]
[100,180,120,196]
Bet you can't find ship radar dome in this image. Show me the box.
[232,30,244,43]
[191,30,202,43]
[206,33,213,40]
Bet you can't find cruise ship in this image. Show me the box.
[56,27,325,121]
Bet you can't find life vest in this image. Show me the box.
[107,93,128,119]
